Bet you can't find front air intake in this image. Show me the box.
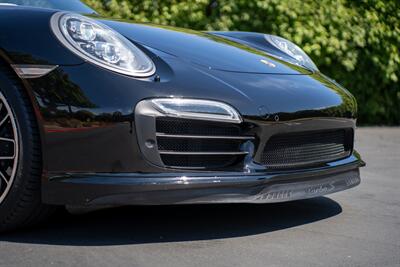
[260,128,353,169]
[155,118,253,169]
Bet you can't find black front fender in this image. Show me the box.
[0,7,83,66]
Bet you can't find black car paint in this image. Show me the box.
[0,6,362,205]
[29,62,356,174]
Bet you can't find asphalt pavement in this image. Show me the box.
[0,127,399,267]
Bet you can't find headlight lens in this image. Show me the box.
[151,98,242,123]
[51,12,155,77]
[265,34,318,71]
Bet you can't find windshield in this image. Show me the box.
[0,0,96,14]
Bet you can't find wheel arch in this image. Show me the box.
[0,51,49,176]
[0,7,84,175]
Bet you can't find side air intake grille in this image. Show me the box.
[156,118,242,136]
[156,118,253,169]
[260,129,353,169]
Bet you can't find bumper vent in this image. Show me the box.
[260,129,353,169]
[156,118,242,136]
[156,118,253,169]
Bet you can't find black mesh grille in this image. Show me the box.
[261,129,353,169]
[156,118,241,136]
[157,137,242,152]
[160,154,242,169]
[156,118,250,169]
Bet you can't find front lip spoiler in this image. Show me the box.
[42,155,364,206]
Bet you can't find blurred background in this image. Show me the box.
[83,0,400,125]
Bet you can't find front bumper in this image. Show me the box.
[42,154,364,206]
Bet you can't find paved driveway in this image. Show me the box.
[0,127,399,267]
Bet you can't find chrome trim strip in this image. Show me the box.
[11,64,58,79]
[159,151,249,155]
[156,133,255,140]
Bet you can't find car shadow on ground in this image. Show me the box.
[1,197,341,246]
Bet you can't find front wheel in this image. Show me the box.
[0,68,54,232]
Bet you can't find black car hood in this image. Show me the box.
[101,19,309,75]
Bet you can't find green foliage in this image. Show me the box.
[83,0,400,124]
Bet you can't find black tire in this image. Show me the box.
[0,63,55,232]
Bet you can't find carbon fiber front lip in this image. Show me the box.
[42,155,363,206]
[192,169,360,204]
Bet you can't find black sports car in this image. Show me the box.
[0,0,364,231]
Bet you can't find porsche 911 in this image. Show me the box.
[0,0,364,231]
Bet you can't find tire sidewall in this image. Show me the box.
[0,71,40,218]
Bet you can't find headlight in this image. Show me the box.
[51,12,155,77]
[150,98,242,123]
[265,34,318,72]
